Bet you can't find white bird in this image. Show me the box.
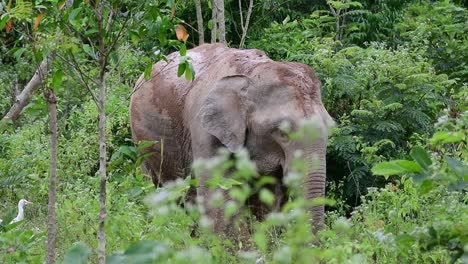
[0,199,33,225]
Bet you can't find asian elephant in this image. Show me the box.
[130,43,333,233]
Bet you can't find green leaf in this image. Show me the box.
[410,146,432,170]
[110,51,119,65]
[82,44,95,59]
[84,28,98,36]
[136,140,156,154]
[144,63,153,80]
[13,48,27,61]
[259,188,275,206]
[224,201,238,219]
[396,234,416,249]
[430,131,465,144]
[62,242,91,264]
[254,232,267,252]
[207,19,213,30]
[372,160,423,178]
[177,63,186,77]
[52,70,64,90]
[445,157,468,178]
[68,7,82,28]
[184,63,193,81]
[118,146,137,161]
[180,44,187,56]
[136,152,155,167]
[0,15,9,31]
[418,179,435,195]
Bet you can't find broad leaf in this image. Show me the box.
[372,160,423,178]
[410,146,432,170]
[62,242,91,264]
[430,131,464,144]
[177,63,186,77]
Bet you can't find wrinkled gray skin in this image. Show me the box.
[130,44,333,234]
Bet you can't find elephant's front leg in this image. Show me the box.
[197,183,226,233]
[197,174,251,243]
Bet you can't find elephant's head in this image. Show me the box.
[197,63,333,231]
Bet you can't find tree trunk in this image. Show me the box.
[45,89,58,264]
[194,0,204,45]
[211,0,217,43]
[96,2,107,263]
[215,0,226,44]
[97,70,107,264]
[239,0,254,48]
[2,54,54,122]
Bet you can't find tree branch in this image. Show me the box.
[240,0,254,48]
[2,54,55,122]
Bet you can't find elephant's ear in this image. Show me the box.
[198,75,250,153]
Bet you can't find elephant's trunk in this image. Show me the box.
[286,137,326,232]
[304,139,326,232]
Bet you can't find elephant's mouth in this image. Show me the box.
[246,164,287,220]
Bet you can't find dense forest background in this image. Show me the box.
[0,0,467,263]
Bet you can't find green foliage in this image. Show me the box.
[1,0,467,262]
[395,0,468,81]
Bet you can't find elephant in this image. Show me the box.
[130,43,333,234]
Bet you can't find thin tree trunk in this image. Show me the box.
[96,2,107,263]
[216,0,226,44]
[194,0,204,45]
[211,0,217,43]
[2,54,54,122]
[97,69,107,264]
[239,0,254,48]
[45,89,57,264]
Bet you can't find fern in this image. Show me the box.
[373,121,404,133]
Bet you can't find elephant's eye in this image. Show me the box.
[272,127,291,142]
[270,118,294,142]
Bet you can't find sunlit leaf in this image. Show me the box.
[259,188,275,206]
[52,70,64,90]
[0,15,9,31]
[184,63,193,81]
[372,160,423,179]
[144,63,153,80]
[430,131,465,144]
[180,44,187,56]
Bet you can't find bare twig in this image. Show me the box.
[56,53,100,109]
[239,0,254,48]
